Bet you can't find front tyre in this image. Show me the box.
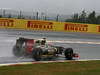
[64,48,73,60]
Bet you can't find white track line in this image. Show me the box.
[0,39,100,45]
[48,41,100,45]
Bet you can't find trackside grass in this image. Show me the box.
[0,61,100,75]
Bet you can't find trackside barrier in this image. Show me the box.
[0,18,100,34]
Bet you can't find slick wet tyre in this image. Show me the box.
[64,48,73,60]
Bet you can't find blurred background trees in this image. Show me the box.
[66,10,100,24]
[0,9,100,24]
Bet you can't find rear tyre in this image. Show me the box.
[64,48,73,60]
[13,45,25,57]
[32,48,43,61]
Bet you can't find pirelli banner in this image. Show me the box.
[64,23,88,32]
[0,18,14,28]
[0,18,27,29]
[63,22,98,33]
[0,18,62,31]
[27,20,53,30]
[26,20,63,31]
[0,18,100,34]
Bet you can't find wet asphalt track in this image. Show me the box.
[0,29,100,64]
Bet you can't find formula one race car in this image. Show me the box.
[13,37,79,61]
